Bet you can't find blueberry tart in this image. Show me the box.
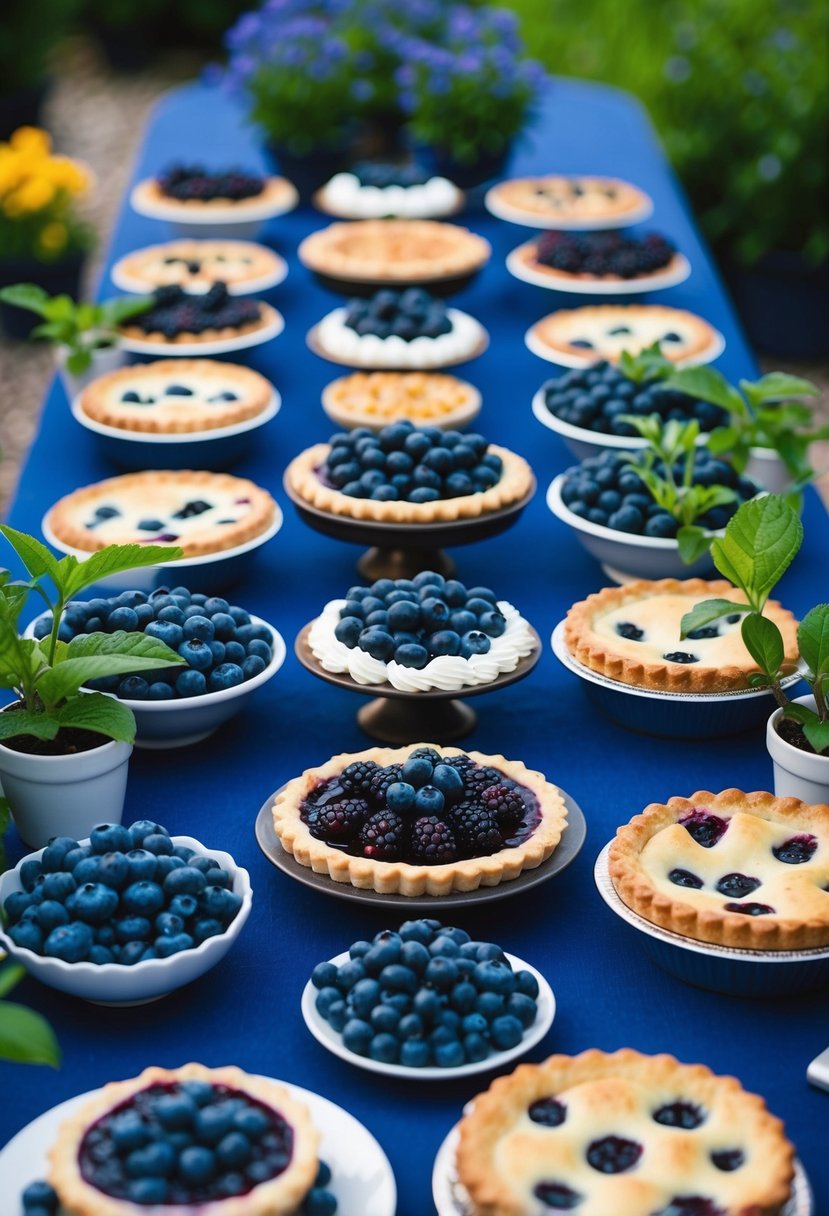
[285,421,533,523]
[486,174,652,227]
[45,470,277,557]
[273,743,567,895]
[315,163,463,219]
[118,284,280,345]
[563,578,798,692]
[77,360,274,434]
[47,1062,320,1213]
[132,165,298,215]
[455,1048,795,1215]
[298,219,491,287]
[510,230,687,289]
[610,790,829,950]
[528,304,721,366]
[321,371,481,432]
[112,240,285,293]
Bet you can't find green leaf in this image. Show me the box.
[54,692,136,743]
[677,525,713,565]
[0,526,62,587]
[0,711,60,742]
[65,348,92,374]
[0,284,51,318]
[709,495,803,608]
[707,425,741,455]
[0,1000,60,1066]
[0,795,9,875]
[0,963,24,998]
[741,372,819,404]
[37,632,183,704]
[103,294,155,325]
[679,598,749,639]
[664,366,747,415]
[66,631,183,662]
[798,605,829,678]
[741,613,785,680]
[803,718,829,756]
[61,544,184,600]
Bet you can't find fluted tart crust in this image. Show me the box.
[298,219,491,282]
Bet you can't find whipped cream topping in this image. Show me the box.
[317,307,484,369]
[320,172,461,219]
[308,599,535,692]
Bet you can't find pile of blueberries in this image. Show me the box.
[3,820,242,964]
[130,284,261,340]
[34,585,273,699]
[158,163,266,203]
[333,571,508,667]
[311,919,540,1068]
[559,450,758,537]
[542,361,727,437]
[321,419,503,503]
[535,230,676,278]
[342,287,453,342]
[351,161,430,189]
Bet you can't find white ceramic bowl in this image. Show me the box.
[525,318,725,370]
[117,303,284,357]
[130,176,299,240]
[506,243,691,294]
[0,835,252,1004]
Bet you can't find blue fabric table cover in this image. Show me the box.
[2,79,827,1213]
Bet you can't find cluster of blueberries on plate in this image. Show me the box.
[543,361,727,437]
[560,450,759,537]
[350,160,432,189]
[131,284,261,339]
[334,571,509,667]
[342,287,454,343]
[535,230,676,278]
[158,163,266,203]
[35,586,273,699]
[302,746,537,865]
[312,919,540,1068]
[3,820,242,964]
[321,420,503,503]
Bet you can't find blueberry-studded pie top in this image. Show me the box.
[47,1062,320,1215]
[610,789,829,950]
[563,578,799,693]
[529,305,720,365]
[45,471,277,557]
[78,359,274,434]
[486,175,652,227]
[455,1049,795,1216]
[112,240,285,293]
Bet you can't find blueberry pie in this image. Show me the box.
[511,229,684,285]
[273,743,566,895]
[610,790,829,949]
[77,360,274,434]
[132,166,298,215]
[455,1048,795,1214]
[45,470,277,557]
[486,175,652,227]
[47,1062,320,1213]
[321,371,481,432]
[118,284,280,345]
[528,305,721,366]
[315,163,463,219]
[298,219,491,286]
[564,578,798,692]
[112,240,285,293]
[285,421,533,523]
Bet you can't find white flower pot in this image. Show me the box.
[745,447,790,496]
[766,694,829,803]
[0,734,133,849]
[55,340,125,401]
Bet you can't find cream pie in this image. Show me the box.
[321,371,481,432]
[486,175,652,227]
[298,219,491,286]
[273,743,567,895]
[528,304,721,366]
[610,789,829,949]
[455,1048,795,1215]
[45,470,277,557]
[112,240,286,294]
[315,163,463,219]
[509,229,687,288]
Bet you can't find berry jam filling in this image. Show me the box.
[679,811,728,849]
[533,1181,583,1209]
[534,230,676,278]
[723,901,775,916]
[652,1101,706,1129]
[343,287,452,342]
[528,1097,567,1126]
[668,868,704,889]
[130,284,261,340]
[78,1081,293,1204]
[300,747,540,865]
[585,1135,642,1174]
[158,164,265,202]
[654,1200,725,1216]
[710,1149,744,1171]
[715,873,761,899]
[773,833,818,864]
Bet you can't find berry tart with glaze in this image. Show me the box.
[111,240,286,295]
[117,284,282,351]
[273,744,567,895]
[131,165,298,226]
[452,1048,795,1215]
[485,175,653,229]
[315,162,463,219]
[508,231,690,294]
[321,371,481,433]
[527,304,723,368]
[609,789,829,950]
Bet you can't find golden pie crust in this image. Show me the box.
[114,240,284,291]
[321,371,481,431]
[78,359,274,434]
[609,789,829,950]
[273,744,567,896]
[298,219,491,283]
[530,304,718,364]
[133,175,298,213]
[47,1063,320,1216]
[119,301,279,346]
[512,238,686,285]
[488,175,650,223]
[45,470,277,557]
[563,578,799,692]
[284,441,533,523]
[456,1048,795,1216]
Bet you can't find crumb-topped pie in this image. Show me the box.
[563,578,798,693]
[273,742,566,895]
[77,360,274,434]
[298,219,491,286]
[455,1048,795,1215]
[112,240,286,293]
[118,284,280,346]
[321,370,481,432]
[132,165,298,214]
[45,470,277,557]
[47,1062,320,1213]
[528,304,722,366]
[485,175,652,228]
[315,162,463,219]
[609,789,829,950]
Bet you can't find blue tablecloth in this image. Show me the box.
[2,79,828,1213]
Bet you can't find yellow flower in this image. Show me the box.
[0,156,24,197]
[2,189,25,218]
[47,157,90,196]
[39,222,67,254]
[9,127,51,158]
[13,177,55,213]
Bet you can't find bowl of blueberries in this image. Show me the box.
[0,819,252,1004]
[28,587,286,748]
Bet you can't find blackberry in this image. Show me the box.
[308,798,371,844]
[355,811,406,861]
[409,816,457,864]
[480,784,526,832]
[341,760,379,796]
[367,764,403,804]
[462,765,508,799]
[409,747,442,765]
[449,801,503,857]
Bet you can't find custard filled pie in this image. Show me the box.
[112,240,286,293]
[486,174,652,227]
[527,304,722,366]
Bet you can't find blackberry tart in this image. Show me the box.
[455,1048,795,1215]
[321,371,481,433]
[112,240,285,294]
[315,163,463,219]
[131,166,298,217]
[118,284,281,347]
[509,231,689,291]
[273,744,567,895]
[528,304,722,366]
[485,175,652,228]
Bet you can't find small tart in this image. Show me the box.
[455,1048,795,1216]
[48,1062,319,1216]
[112,240,285,292]
[132,175,298,214]
[273,744,567,896]
[486,175,651,225]
[285,441,533,523]
[529,304,720,364]
[563,578,799,692]
[315,171,463,219]
[78,359,274,434]
[321,371,481,431]
[298,219,491,284]
[119,300,279,346]
[45,470,277,557]
[311,305,487,369]
[609,789,829,950]
[510,237,686,285]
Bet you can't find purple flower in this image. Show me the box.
[351,79,375,101]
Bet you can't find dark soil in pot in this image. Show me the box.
[2,727,108,757]
[775,716,828,757]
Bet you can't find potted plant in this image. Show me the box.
[0,284,152,399]
[0,526,185,847]
[677,494,829,802]
[0,0,77,138]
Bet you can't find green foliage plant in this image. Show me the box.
[0,285,152,374]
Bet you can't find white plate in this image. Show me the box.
[130,177,300,226]
[70,388,281,447]
[302,950,555,1081]
[117,304,284,357]
[484,182,654,230]
[111,247,288,297]
[0,1078,397,1216]
[507,244,691,295]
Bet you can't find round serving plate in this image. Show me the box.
[301,949,555,1080]
[506,244,692,294]
[306,317,490,371]
[483,181,654,230]
[111,247,288,298]
[0,1077,396,1216]
[130,176,300,229]
[525,317,725,369]
[255,786,586,911]
[117,303,284,357]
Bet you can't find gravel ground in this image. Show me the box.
[0,40,826,515]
